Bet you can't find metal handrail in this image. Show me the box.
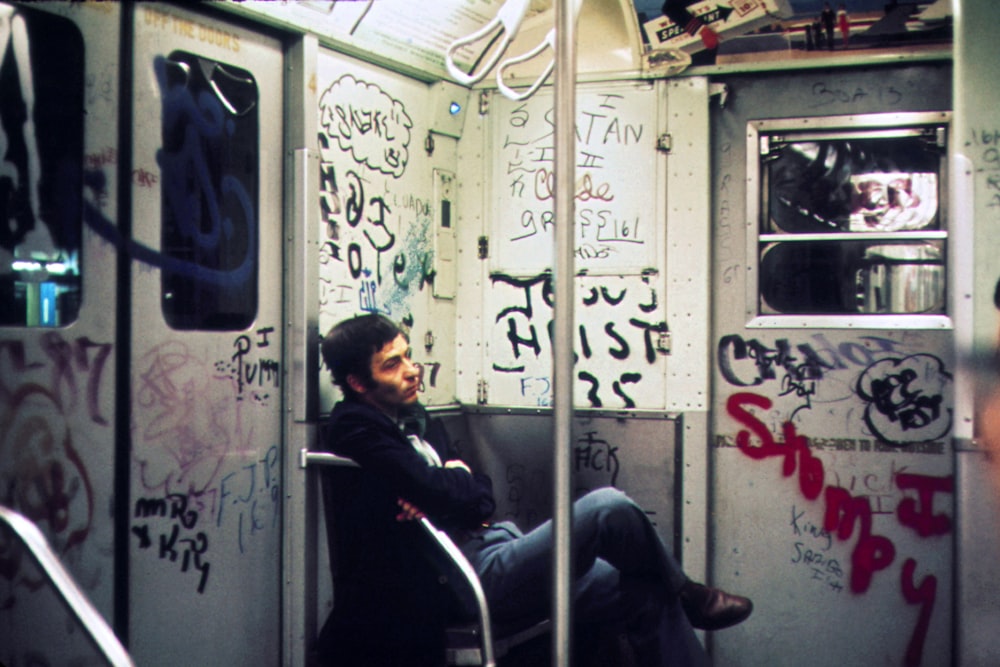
[0,505,134,667]
[300,448,497,667]
[418,517,496,667]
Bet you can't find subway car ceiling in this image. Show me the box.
[216,0,953,84]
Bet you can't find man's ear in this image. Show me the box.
[346,374,368,395]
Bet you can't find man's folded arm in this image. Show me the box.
[333,425,495,526]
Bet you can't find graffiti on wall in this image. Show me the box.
[132,492,210,594]
[78,49,262,297]
[491,90,655,272]
[133,341,241,499]
[0,334,111,604]
[131,333,281,593]
[155,51,258,287]
[213,327,280,406]
[488,272,667,408]
[725,391,951,666]
[488,419,671,544]
[130,443,279,595]
[717,332,953,444]
[319,73,411,179]
[314,68,450,407]
[502,430,626,528]
[717,329,953,666]
[317,73,436,328]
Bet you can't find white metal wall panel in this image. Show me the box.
[661,76,712,584]
[488,83,661,275]
[461,410,678,548]
[455,99,488,406]
[129,5,283,664]
[477,82,671,409]
[0,3,121,665]
[315,49,462,413]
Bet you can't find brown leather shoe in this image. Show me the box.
[679,581,753,631]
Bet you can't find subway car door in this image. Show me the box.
[0,3,122,665]
[129,5,284,664]
[708,65,954,667]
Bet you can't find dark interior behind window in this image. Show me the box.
[765,136,942,235]
[0,4,83,327]
[158,50,259,331]
[760,240,944,315]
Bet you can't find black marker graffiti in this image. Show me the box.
[855,355,952,445]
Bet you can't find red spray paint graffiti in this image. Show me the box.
[727,392,953,667]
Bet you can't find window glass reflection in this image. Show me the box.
[765,136,942,234]
[0,4,84,327]
[759,240,945,315]
[158,50,259,331]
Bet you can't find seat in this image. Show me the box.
[301,448,549,667]
[0,505,134,666]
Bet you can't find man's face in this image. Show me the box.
[354,333,420,418]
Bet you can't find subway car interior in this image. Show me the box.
[1,0,999,665]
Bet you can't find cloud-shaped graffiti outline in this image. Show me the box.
[855,354,953,445]
[319,74,412,179]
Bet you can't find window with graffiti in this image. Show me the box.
[0,4,84,328]
[749,112,949,317]
[158,50,259,331]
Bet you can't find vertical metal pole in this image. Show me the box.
[114,1,135,645]
[551,0,577,664]
[282,34,320,667]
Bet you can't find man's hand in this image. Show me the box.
[444,459,472,474]
[396,498,425,522]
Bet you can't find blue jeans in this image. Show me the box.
[462,488,708,666]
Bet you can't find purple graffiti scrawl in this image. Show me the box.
[133,341,244,499]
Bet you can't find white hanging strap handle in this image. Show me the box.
[445,0,532,86]
[496,30,555,102]
[495,0,584,102]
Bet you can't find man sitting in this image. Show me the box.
[315,314,752,666]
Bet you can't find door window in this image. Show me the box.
[0,4,84,327]
[158,50,259,331]
[748,112,950,323]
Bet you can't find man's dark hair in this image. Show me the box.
[321,314,404,396]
